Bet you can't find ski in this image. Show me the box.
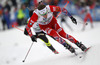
[74,52,78,56]
[79,46,91,58]
[84,46,91,53]
[72,46,91,58]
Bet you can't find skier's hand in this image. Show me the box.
[62,8,67,15]
[71,17,77,25]
[24,28,28,36]
[31,35,37,42]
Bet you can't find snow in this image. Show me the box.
[0,17,100,65]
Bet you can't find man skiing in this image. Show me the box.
[26,4,87,54]
[80,3,93,31]
[24,10,59,54]
[60,14,73,31]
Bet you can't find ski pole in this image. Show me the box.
[12,25,24,32]
[22,42,34,62]
[12,25,34,62]
[56,1,69,18]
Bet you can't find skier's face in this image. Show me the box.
[38,7,48,16]
[43,14,47,18]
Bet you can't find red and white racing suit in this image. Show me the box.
[83,6,93,24]
[26,5,78,45]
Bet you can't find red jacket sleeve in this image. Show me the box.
[49,5,62,12]
[49,5,72,17]
[26,13,38,37]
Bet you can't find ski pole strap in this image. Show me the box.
[61,7,72,17]
[56,1,69,18]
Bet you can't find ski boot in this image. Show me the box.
[47,45,59,54]
[53,50,59,54]
[75,42,87,51]
[64,44,75,53]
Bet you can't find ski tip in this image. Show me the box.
[74,52,78,56]
[84,46,91,52]
[79,56,82,58]
[22,60,25,62]
[86,23,88,25]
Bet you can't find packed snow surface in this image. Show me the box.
[0,18,100,65]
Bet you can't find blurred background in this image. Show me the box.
[0,0,100,65]
[0,0,100,31]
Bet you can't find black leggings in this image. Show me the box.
[36,31,48,43]
[36,31,55,51]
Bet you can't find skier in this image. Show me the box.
[26,4,87,54]
[59,0,73,31]
[80,3,93,31]
[24,10,59,54]
[60,14,73,31]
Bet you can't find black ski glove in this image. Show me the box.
[31,35,37,42]
[24,28,28,35]
[70,16,77,25]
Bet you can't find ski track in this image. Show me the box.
[0,17,100,65]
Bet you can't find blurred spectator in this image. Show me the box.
[43,0,52,5]
[10,6,18,27]
[21,0,32,6]
[21,4,29,19]
[0,4,6,30]
[21,4,29,25]
[21,0,28,4]
[97,0,100,5]
[1,1,11,30]
[4,1,11,12]
[0,4,3,17]
[11,0,17,7]
[3,8,11,29]
[17,5,25,26]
